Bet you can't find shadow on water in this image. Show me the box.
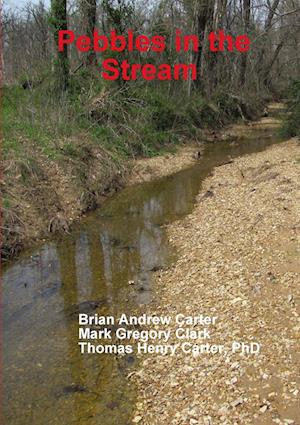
[3,117,284,424]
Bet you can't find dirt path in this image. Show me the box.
[132,139,300,425]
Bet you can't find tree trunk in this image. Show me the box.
[0,0,4,89]
[215,0,227,28]
[257,0,280,88]
[51,0,69,91]
[263,39,285,89]
[264,0,281,32]
[192,0,215,89]
[81,0,97,67]
[239,0,250,87]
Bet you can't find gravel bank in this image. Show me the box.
[127,144,203,185]
[133,139,300,425]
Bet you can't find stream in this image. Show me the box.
[3,114,284,424]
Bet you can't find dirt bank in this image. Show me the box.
[1,140,202,261]
[133,139,300,425]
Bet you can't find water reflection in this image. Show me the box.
[3,128,283,424]
[75,232,92,299]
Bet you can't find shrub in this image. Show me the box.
[282,80,300,137]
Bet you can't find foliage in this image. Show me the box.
[282,81,300,137]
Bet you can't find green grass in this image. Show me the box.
[3,73,264,166]
[3,87,60,159]
[3,197,10,209]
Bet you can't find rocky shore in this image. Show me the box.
[133,139,300,425]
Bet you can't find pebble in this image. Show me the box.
[218,405,229,416]
[230,397,244,408]
[259,405,268,413]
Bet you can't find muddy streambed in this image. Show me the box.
[3,118,284,424]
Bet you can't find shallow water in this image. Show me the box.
[3,119,284,424]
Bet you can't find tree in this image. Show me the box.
[50,0,69,91]
[192,0,215,88]
[81,0,97,67]
[256,0,281,89]
[0,0,3,89]
[239,0,250,86]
